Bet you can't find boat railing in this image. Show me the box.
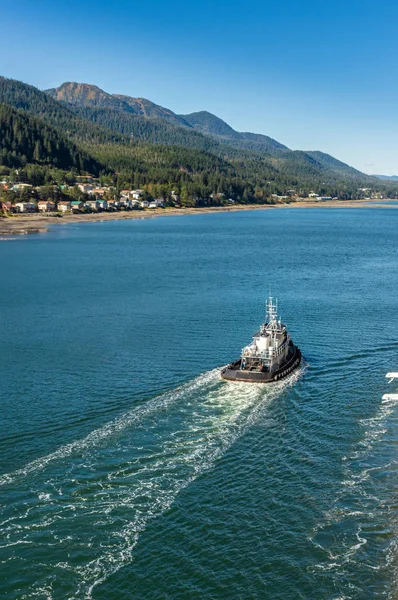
[257,339,289,360]
[241,336,289,360]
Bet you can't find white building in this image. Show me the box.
[15,202,36,213]
[37,201,56,212]
[131,189,144,200]
[85,200,100,211]
[58,201,72,212]
[148,198,164,208]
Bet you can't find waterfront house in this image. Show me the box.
[15,201,36,213]
[58,200,72,212]
[140,200,149,209]
[149,198,164,208]
[97,199,108,210]
[37,200,56,212]
[71,200,84,211]
[85,199,100,211]
[131,189,144,200]
[107,200,119,210]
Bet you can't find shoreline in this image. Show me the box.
[1,198,397,237]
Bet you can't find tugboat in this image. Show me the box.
[221,296,301,383]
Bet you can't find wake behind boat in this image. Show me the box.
[221,296,301,383]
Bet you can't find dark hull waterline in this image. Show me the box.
[221,344,301,383]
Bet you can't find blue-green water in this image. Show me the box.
[1,208,398,599]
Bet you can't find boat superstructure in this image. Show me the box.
[382,372,398,402]
[221,296,301,383]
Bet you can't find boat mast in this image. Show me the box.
[266,296,278,327]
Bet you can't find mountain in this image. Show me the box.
[0,103,103,174]
[47,82,190,127]
[114,95,190,127]
[45,82,234,155]
[46,82,130,111]
[65,106,228,154]
[0,77,127,145]
[1,75,397,205]
[300,151,371,180]
[181,111,242,140]
[181,111,288,155]
[373,174,398,181]
[46,83,288,155]
[47,83,375,179]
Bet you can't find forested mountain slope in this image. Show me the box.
[0,103,103,174]
[45,81,374,182]
[0,78,126,144]
[0,75,395,202]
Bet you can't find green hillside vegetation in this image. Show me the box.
[304,151,369,178]
[68,106,227,154]
[0,76,397,205]
[181,111,289,155]
[44,81,382,185]
[88,143,389,205]
[47,82,190,127]
[0,103,104,175]
[113,95,190,127]
[0,77,127,145]
[182,111,242,139]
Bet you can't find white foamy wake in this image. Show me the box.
[0,367,304,599]
[308,390,398,585]
[0,368,219,488]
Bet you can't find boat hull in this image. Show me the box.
[221,344,301,383]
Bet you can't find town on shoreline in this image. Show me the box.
[0,174,391,218]
[1,195,397,238]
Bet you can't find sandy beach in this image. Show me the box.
[1,198,397,237]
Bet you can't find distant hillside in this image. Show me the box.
[182,111,242,139]
[45,82,236,155]
[114,95,190,127]
[302,151,372,180]
[44,81,378,183]
[46,82,289,155]
[64,106,231,155]
[373,174,398,181]
[181,111,288,155]
[0,77,126,144]
[46,82,129,111]
[0,75,396,205]
[47,82,190,127]
[0,103,103,174]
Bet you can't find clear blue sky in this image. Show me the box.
[2,0,398,174]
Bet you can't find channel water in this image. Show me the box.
[1,208,398,599]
